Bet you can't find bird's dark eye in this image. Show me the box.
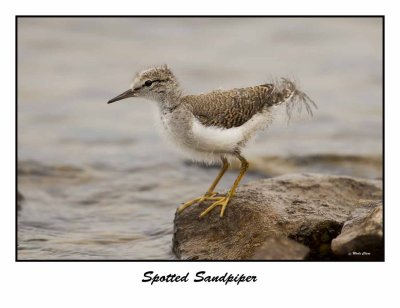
[144,80,153,87]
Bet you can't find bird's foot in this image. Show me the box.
[177,192,223,214]
[199,194,231,218]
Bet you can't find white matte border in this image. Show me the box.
[2,0,397,307]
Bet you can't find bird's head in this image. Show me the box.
[107,65,181,105]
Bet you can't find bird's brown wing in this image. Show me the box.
[182,84,275,129]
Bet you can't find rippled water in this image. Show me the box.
[17,17,382,260]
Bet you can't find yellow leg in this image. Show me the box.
[208,157,230,194]
[199,154,249,218]
[177,157,229,213]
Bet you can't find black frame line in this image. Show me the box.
[15,15,385,262]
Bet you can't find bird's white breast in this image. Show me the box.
[191,112,270,152]
[158,107,270,162]
[191,119,245,152]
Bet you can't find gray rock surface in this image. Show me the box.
[251,237,310,260]
[331,201,383,260]
[173,173,382,260]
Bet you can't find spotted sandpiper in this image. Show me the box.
[108,65,316,218]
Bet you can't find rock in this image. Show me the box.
[251,237,310,260]
[331,201,383,260]
[173,173,382,260]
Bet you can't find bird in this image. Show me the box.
[107,65,316,218]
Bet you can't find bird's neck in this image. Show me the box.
[157,89,183,112]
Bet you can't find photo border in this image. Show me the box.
[15,15,385,262]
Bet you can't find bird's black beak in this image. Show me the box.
[107,89,136,104]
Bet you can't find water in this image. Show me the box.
[17,17,382,260]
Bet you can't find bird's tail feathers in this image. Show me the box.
[272,78,317,122]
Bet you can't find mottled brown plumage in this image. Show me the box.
[180,78,314,130]
[182,84,281,129]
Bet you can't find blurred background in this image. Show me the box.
[17,17,382,260]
